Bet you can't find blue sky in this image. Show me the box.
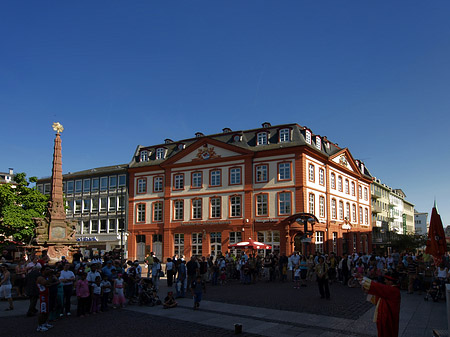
[1,1,449,225]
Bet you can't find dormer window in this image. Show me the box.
[262,122,271,128]
[156,148,166,160]
[233,134,242,142]
[305,130,312,144]
[315,136,321,150]
[164,139,173,144]
[222,128,232,133]
[195,132,204,138]
[279,128,290,143]
[257,132,268,145]
[177,143,185,150]
[140,150,149,162]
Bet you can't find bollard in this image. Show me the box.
[234,323,242,334]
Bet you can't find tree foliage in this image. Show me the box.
[390,233,427,252]
[0,173,49,242]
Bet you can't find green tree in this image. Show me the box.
[390,233,427,252]
[0,173,49,242]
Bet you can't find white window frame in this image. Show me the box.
[278,162,291,180]
[230,195,242,217]
[230,167,241,185]
[210,197,221,218]
[153,201,163,222]
[191,233,203,256]
[319,196,325,218]
[279,128,290,142]
[315,136,321,150]
[255,165,268,183]
[315,231,324,253]
[279,192,291,215]
[339,200,343,220]
[210,170,221,186]
[257,132,268,145]
[305,130,311,144]
[338,176,342,192]
[140,150,149,162]
[331,199,336,219]
[174,200,184,221]
[174,174,184,190]
[256,194,268,216]
[137,204,146,222]
[309,193,315,214]
[319,169,324,185]
[156,148,165,160]
[192,199,202,219]
[174,234,184,256]
[137,178,147,194]
[192,172,202,188]
[154,176,163,192]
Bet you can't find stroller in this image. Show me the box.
[138,278,161,306]
[424,279,441,302]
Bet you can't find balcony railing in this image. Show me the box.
[372,190,382,199]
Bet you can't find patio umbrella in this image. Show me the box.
[425,202,447,265]
[228,237,272,250]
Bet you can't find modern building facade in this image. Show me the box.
[37,165,128,256]
[127,122,373,261]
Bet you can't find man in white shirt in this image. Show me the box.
[59,263,75,316]
[87,264,101,288]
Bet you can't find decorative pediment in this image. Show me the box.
[334,154,352,171]
[329,149,362,175]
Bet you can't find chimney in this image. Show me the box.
[9,168,13,176]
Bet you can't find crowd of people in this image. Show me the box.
[1,247,449,333]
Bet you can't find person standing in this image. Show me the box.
[144,253,154,278]
[0,264,14,311]
[191,275,205,310]
[36,266,54,332]
[151,257,162,291]
[406,256,418,294]
[315,257,330,300]
[25,264,41,316]
[165,258,175,287]
[362,275,401,337]
[186,256,199,292]
[75,273,90,317]
[59,263,75,316]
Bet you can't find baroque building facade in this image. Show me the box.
[127,123,373,261]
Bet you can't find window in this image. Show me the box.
[257,132,268,145]
[192,199,202,219]
[352,204,357,222]
[358,186,362,199]
[338,176,342,192]
[229,167,241,185]
[332,232,338,253]
[359,207,363,224]
[109,176,117,189]
[331,199,337,219]
[37,184,44,194]
[118,219,125,230]
[156,148,165,160]
[82,221,90,234]
[83,179,90,193]
[174,200,184,220]
[256,194,268,216]
[92,198,99,211]
[257,231,280,255]
[191,172,202,188]
[353,233,357,252]
[305,130,311,144]
[137,178,147,194]
[230,195,242,217]
[153,176,163,192]
[83,199,90,213]
[100,219,107,233]
[279,192,291,215]
[109,219,116,232]
[174,234,184,256]
[345,179,349,194]
[279,128,290,142]
[44,184,50,194]
[210,197,221,218]
[315,136,321,150]
[365,208,369,225]
[74,200,82,214]
[339,200,343,220]
[153,202,163,222]
[278,162,291,181]
[229,231,242,245]
[308,193,315,214]
[191,233,203,256]
[331,173,335,189]
[100,177,108,191]
[91,220,99,234]
[118,196,125,211]
[66,181,74,194]
[364,188,368,201]
[118,175,126,187]
[210,232,222,257]
[346,202,350,220]
[210,170,221,187]
[137,204,146,222]
[308,164,315,182]
[315,231,324,253]
[319,196,325,218]
[255,165,268,183]
[140,150,148,162]
[109,196,116,211]
[351,182,355,196]
[174,174,184,190]
[319,169,324,185]
[75,180,82,193]
[92,178,99,192]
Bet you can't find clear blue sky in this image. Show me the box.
[1,1,449,225]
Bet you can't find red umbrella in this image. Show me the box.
[228,237,272,250]
[425,203,447,265]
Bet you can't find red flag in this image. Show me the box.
[425,206,447,260]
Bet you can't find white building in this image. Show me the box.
[414,210,428,235]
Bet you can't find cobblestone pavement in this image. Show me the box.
[163,277,373,320]
[0,309,262,337]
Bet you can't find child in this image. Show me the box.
[75,273,90,317]
[113,273,126,308]
[294,266,301,289]
[90,276,102,314]
[219,267,226,285]
[49,270,64,321]
[100,274,111,312]
[191,275,205,310]
[426,280,440,302]
[163,291,177,309]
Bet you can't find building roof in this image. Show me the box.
[37,164,128,182]
[129,122,372,178]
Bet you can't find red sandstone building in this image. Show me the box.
[127,122,372,261]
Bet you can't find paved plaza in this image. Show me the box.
[0,277,448,336]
